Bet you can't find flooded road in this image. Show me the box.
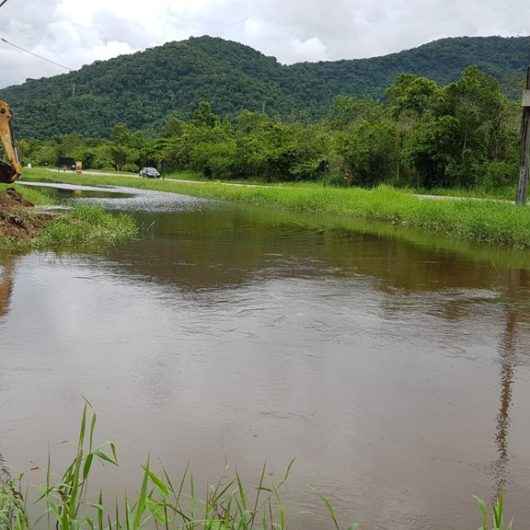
[2,183,530,529]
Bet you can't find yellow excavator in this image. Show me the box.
[0,99,21,183]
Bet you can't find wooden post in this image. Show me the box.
[516,68,530,205]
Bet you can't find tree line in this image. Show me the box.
[19,66,521,191]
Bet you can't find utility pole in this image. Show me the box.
[516,67,530,205]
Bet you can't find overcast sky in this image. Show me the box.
[1,0,528,89]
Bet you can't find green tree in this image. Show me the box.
[336,120,400,187]
[386,74,442,118]
[111,123,130,145]
[192,100,218,128]
[327,96,385,129]
[404,115,461,188]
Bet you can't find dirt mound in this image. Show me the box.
[0,188,49,240]
[0,188,33,209]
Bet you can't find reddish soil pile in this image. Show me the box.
[0,188,33,208]
[0,188,50,240]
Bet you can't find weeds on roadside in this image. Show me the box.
[23,168,530,249]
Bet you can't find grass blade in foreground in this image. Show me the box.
[0,406,515,530]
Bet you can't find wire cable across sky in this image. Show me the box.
[0,0,72,72]
[0,36,72,71]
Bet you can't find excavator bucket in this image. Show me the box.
[0,100,22,183]
[0,161,18,183]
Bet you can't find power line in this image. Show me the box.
[0,0,9,9]
[0,35,71,71]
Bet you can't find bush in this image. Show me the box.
[122,162,140,173]
[336,120,400,187]
[479,160,518,190]
[191,139,237,179]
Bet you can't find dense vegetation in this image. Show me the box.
[20,66,521,193]
[1,35,529,138]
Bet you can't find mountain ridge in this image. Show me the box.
[2,34,529,138]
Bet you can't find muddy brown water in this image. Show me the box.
[2,183,530,530]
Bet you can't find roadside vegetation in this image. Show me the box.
[0,405,513,530]
[18,67,522,202]
[21,168,530,250]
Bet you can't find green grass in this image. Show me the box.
[0,182,57,206]
[415,185,515,201]
[66,168,519,201]
[0,178,138,251]
[0,205,138,252]
[21,168,530,249]
[0,405,513,530]
[0,405,315,530]
[37,205,137,249]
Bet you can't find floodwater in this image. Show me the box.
[2,182,530,530]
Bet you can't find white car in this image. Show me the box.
[140,167,161,179]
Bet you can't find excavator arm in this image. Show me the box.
[0,99,22,183]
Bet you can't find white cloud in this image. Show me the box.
[1,0,529,88]
[291,37,329,63]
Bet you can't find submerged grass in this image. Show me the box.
[36,205,138,249]
[21,168,530,249]
[0,405,514,530]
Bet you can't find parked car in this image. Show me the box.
[140,167,161,179]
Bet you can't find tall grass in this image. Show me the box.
[22,169,530,249]
[475,496,513,530]
[0,205,138,252]
[0,405,514,530]
[0,405,312,530]
[36,205,138,249]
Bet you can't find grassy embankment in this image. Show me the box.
[67,168,519,201]
[0,406,512,530]
[22,168,530,249]
[0,182,137,251]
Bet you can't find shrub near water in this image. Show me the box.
[37,206,138,248]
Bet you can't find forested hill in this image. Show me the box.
[2,35,529,138]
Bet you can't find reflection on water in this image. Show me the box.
[492,270,529,499]
[495,307,515,497]
[1,185,530,530]
[0,258,14,320]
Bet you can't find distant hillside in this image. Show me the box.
[2,35,529,138]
